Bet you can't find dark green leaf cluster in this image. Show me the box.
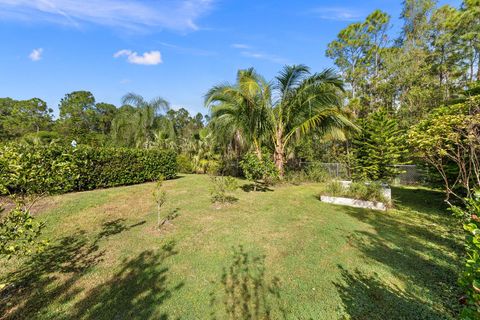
[239,153,278,184]
[353,109,408,182]
[0,205,46,259]
[0,143,177,196]
[451,191,480,319]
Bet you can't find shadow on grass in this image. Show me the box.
[0,218,156,319]
[337,187,462,319]
[71,240,183,320]
[335,266,448,320]
[391,186,449,217]
[241,182,273,193]
[210,246,286,320]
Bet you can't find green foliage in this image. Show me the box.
[348,182,387,203]
[323,181,345,197]
[353,109,408,182]
[0,143,75,196]
[111,93,169,148]
[240,153,278,185]
[306,163,330,182]
[0,143,177,195]
[176,154,193,173]
[210,176,238,204]
[451,191,480,319]
[409,96,480,200]
[286,163,330,185]
[322,181,387,203]
[0,97,53,142]
[0,205,46,259]
[206,66,356,176]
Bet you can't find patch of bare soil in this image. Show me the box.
[0,196,59,217]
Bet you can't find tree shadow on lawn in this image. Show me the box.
[71,240,184,320]
[241,182,273,193]
[335,266,449,320]
[0,218,167,320]
[210,245,286,320]
[391,186,451,218]
[336,187,463,319]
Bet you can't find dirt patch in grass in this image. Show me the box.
[0,196,60,217]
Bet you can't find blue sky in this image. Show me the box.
[0,0,461,117]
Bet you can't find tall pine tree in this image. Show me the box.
[353,109,408,181]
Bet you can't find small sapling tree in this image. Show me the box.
[153,176,167,229]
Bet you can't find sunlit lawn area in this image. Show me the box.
[0,174,462,319]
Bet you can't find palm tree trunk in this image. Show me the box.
[253,138,262,160]
[273,129,285,177]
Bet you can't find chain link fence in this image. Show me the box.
[391,165,422,185]
[298,162,422,185]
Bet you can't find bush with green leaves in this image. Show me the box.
[451,192,480,319]
[409,96,480,201]
[323,181,344,196]
[286,163,330,185]
[0,143,75,196]
[348,182,386,203]
[322,181,387,203]
[0,205,47,259]
[210,176,238,204]
[0,143,177,195]
[240,153,278,188]
[176,154,193,174]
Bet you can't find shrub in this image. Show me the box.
[306,163,330,183]
[348,182,386,203]
[451,192,480,319]
[322,181,388,203]
[323,181,344,196]
[285,170,308,185]
[240,153,278,187]
[0,143,75,196]
[210,176,238,204]
[0,143,177,195]
[286,163,330,185]
[176,154,193,173]
[0,205,47,259]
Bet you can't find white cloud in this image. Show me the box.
[0,0,214,32]
[29,48,43,61]
[114,49,162,65]
[231,43,250,49]
[310,7,362,22]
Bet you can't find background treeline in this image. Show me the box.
[0,144,177,195]
[0,0,478,185]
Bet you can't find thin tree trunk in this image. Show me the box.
[253,138,262,160]
[273,129,285,177]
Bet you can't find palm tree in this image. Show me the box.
[269,65,357,176]
[205,68,271,159]
[120,93,170,148]
[206,65,357,177]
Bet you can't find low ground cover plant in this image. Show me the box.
[240,152,278,190]
[286,163,330,185]
[210,176,238,204]
[322,180,388,204]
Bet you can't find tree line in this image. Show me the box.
[1,0,478,183]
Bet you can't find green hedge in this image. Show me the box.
[0,143,177,195]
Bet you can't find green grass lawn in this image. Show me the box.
[0,174,463,319]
